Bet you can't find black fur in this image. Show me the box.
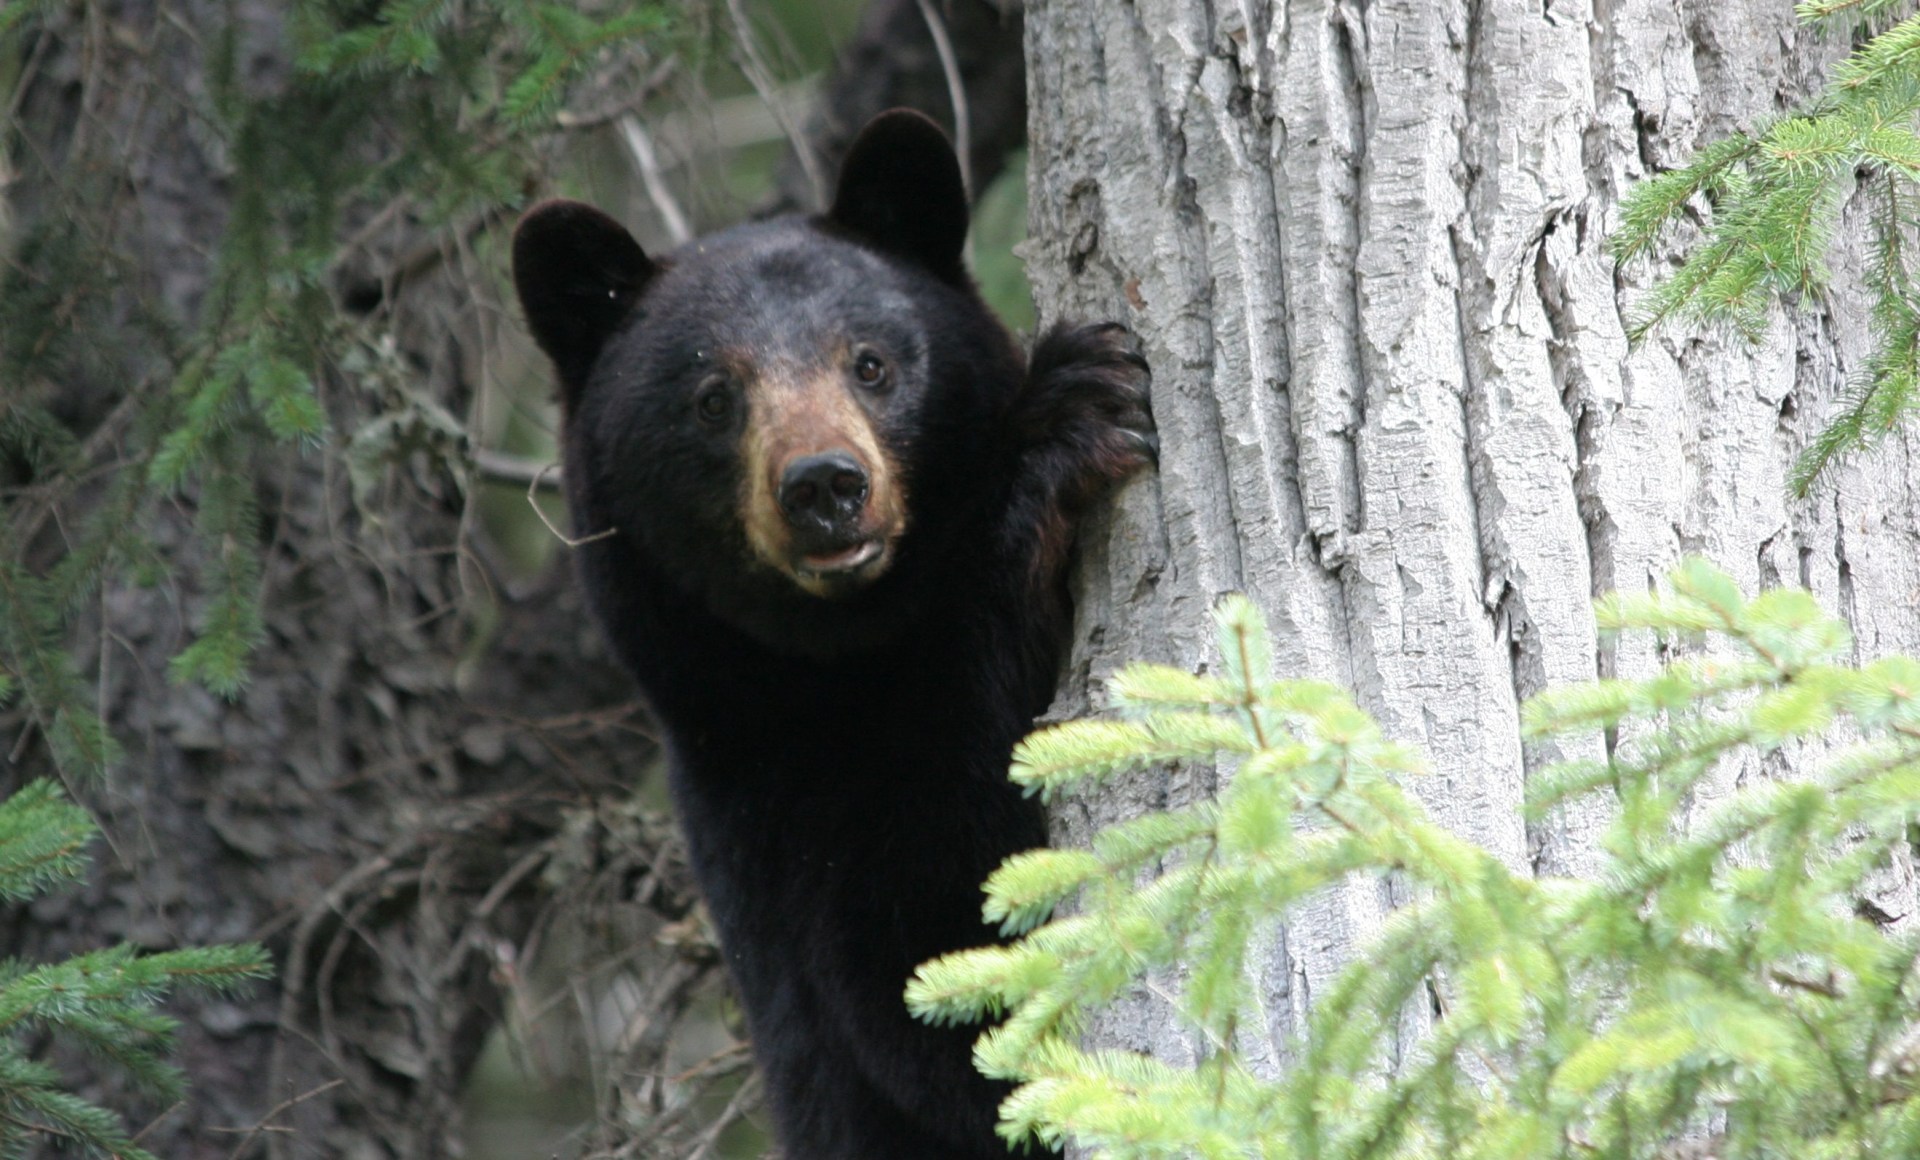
[512,109,1153,1159]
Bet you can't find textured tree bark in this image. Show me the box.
[1025,0,1920,1082]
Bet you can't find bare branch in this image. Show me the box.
[618,114,695,246]
[727,0,826,207]
[915,0,973,201]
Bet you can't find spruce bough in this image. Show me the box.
[0,781,269,1158]
[913,560,1920,1159]
[1615,0,1920,493]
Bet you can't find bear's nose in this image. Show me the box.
[778,452,870,530]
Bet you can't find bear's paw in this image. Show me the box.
[1005,320,1157,584]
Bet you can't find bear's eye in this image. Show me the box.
[852,348,890,392]
[694,378,733,425]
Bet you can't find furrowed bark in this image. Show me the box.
[1025,0,1920,1083]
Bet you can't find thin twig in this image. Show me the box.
[472,843,555,925]
[2,24,53,126]
[726,0,825,207]
[219,1079,347,1160]
[686,1073,763,1160]
[269,848,404,1151]
[915,0,972,201]
[618,114,695,246]
[474,447,560,489]
[528,463,615,546]
[383,205,513,302]
[652,81,820,152]
[6,375,152,551]
[556,57,680,130]
[127,1100,185,1145]
[331,195,413,272]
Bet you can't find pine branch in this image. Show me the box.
[1618,3,1920,494]
[0,779,269,1158]
[3,0,679,709]
[918,563,1920,1158]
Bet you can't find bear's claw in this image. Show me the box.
[1014,319,1159,508]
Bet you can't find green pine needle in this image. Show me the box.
[0,781,269,1157]
[1619,3,1920,494]
[0,3,674,1147]
[918,562,1920,1158]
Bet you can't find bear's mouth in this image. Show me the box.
[784,534,895,598]
[799,539,883,576]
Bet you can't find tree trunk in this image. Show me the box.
[1024,0,1920,1077]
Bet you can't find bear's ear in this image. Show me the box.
[828,109,968,284]
[512,200,656,397]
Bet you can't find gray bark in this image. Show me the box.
[1025,0,1920,1075]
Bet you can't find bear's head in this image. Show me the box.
[512,110,1023,654]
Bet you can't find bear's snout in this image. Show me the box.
[778,452,871,537]
[736,370,907,597]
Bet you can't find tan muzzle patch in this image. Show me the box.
[739,367,907,596]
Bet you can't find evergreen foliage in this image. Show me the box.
[912,560,1920,1159]
[0,0,674,767]
[1613,1,1920,494]
[2,1,672,1146]
[0,780,269,1158]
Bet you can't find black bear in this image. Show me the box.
[511,109,1153,1159]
